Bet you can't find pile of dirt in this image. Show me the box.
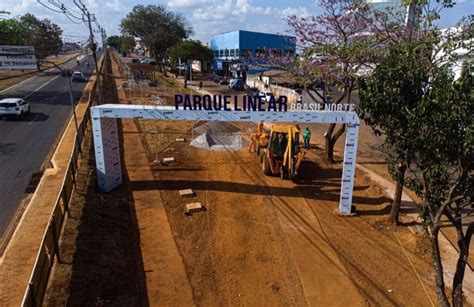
[191,122,247,151]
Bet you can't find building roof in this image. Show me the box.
[262,70,286,77]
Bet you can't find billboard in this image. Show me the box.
[0,45,37,70]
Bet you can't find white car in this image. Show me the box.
[259,90,274,102]
[0,98,30,119]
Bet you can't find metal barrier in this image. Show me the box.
[20,57,103,307]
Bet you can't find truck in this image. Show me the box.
[258,124,305,180]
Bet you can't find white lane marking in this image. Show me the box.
[28,113,41,126]
[0,74,40,94]
[23,74,62,100]
[0,52,88,95]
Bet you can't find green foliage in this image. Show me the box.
[0,19,27,45]
[357,40,432,168]
[168,40,213,63]
[107,35,135,53]
[120,5,193,62]
[121,36,135,53]
[19,13,63,58]
[107,35,122,50]
[0,14,63,58]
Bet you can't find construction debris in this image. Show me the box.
[179,189,195,197]
[176,138,186,142]
[163,157,175,163]
[185,202,204,215]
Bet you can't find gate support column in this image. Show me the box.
[339,122,360,214]
[91,108,122,192]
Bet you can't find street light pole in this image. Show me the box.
[66,74,81,152]
[41,60,80,151]
[85,10,104,105]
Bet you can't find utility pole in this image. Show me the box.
[85,10,104,104]
[100,27,108,83]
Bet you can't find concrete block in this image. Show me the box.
[179,189,195,197]
[163,157,175,163]
[185,202,204,214]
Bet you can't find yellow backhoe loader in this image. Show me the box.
[258,124,305,180]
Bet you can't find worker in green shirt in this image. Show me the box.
[303,127,311,150]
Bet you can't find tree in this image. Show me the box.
[120,5,193,71]
[358,13,473,307]
[406,61,473,307]
[168,39,213,69]
[107,35,122,50]
[0,19,27,45]
[120,36,135,54]
[19,13,63,59]
[358,40,427,224]
[357,1,468,224]
[285,0,375,162]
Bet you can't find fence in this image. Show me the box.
[246,77,299,105]
[20,58,103,307]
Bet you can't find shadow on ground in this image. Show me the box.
[45,55,148,306]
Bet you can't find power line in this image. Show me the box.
[37,0,64,13]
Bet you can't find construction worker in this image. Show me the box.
[303,127,311,150]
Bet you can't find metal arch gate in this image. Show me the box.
[91,104,360,214]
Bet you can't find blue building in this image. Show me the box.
[210,30,296,75]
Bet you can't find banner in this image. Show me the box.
[0,45,37,70]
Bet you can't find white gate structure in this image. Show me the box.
[91,104,360,214]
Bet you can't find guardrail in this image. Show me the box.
[20,56,103,307]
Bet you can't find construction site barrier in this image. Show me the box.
[20,56,104,307]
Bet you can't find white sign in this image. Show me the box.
[91,104,360,215]
[0,45,37,70]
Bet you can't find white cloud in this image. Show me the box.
[167,0,213,8]
[104,0,127,13]
[280,6,311,19]
[190,0,276,41]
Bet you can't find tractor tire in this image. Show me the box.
[262,155,271,176]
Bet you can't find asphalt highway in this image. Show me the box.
[0,54,96,238]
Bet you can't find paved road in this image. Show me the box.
[0,54,97,238]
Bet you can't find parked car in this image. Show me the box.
[0,98,30,119]
[229,78,245,91]
[259,90,274,102]
[246,87,260,97]
[71,71,85,82]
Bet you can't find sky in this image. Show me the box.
[1,0,473,44]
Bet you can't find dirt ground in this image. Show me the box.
[135,121,438,306]
[43,53,444,306]
[120,62,440,305]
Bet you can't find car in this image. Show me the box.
[140,58,157,65]
[61,69,72,77]
[71,71,85,82]
[229,78,245,91]
[246,87,260,97]
[0,98,30,119]
[259,90,274,102]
